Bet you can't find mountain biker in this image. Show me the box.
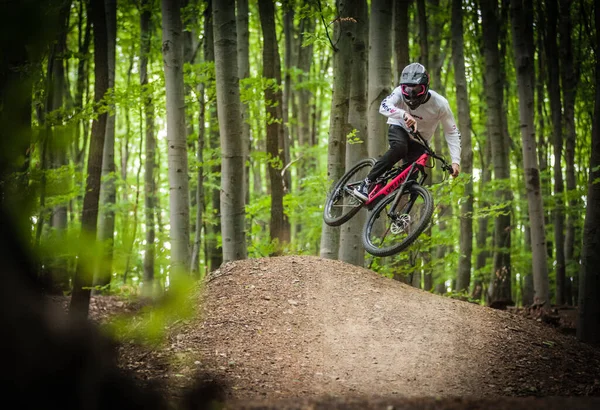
[353,62,461,201]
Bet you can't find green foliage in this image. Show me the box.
[103,275,199,345]
[346,128,363,145]
[10,0,597,312]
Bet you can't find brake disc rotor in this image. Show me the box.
[390,214,410,234]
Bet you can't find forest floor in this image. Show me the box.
[59,255,600,409]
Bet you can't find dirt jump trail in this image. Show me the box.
[118,255,600,408]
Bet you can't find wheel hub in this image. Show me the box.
[391,214,410,234]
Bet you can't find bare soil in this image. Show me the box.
[77,255,600,408]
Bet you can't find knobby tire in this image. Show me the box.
[362,183,433,257]
[323,158,376,227]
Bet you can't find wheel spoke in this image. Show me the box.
[362,185,433,257]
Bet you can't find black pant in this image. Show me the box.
[367,125,426,181]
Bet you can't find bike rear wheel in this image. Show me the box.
[323,158,375,227]
[362,183,433,257]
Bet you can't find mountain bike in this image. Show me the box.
[323,130,453,257]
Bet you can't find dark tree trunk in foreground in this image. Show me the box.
[70,0,109,319]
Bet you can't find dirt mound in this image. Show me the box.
[124,255,599,403]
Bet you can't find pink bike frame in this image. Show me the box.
[364,152,430,206]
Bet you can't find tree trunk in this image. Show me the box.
[452,0,473,293]
[319,0,353,259]
[297,6,314,150]
[339,0,368,267]
[95,0,117,291]
[393,0,411,84]
[44,1,71,293]
[140,0,156,297]
[70,0,109,319]
[203,2,223,271]
[416,0,434,290]
[213,0,247,262]
[535,2,552,259]
[510,0,550,309]
[416,0,428,67]
[236,0,251,205]
[258,0,289,252]
[191,82,205,277]
[73,0,92,218]
[544,0,566,306]
[367,0,393,159]
[576,0,600,343]
[282,3,294,196]
[559,0,579,294]
[162,0,191,276]
[481,0,512,308]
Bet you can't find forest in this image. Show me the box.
[1,0,600,370]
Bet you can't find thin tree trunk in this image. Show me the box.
[213,0,247,262]
[123,126,143,284]
[44,1,71,293]
[416,0,428,67]
[140,0,156,297]
[95,0,117,291]
[481,0,512,307]
[536,2,552,259]
[545,0,566,305]
[393,0,411,84]
[190,84,205,278]
[297,7,314,149]
[510,0,550,309]
[70,0,108,319]
[258,0,289,251]
[475,135,492,274]
[339,0,368,267]
[320,0,353,259]
[452,0,473,293]
[416,0,432,289]
[236,0,251,205]
[162,0,191,276]
[204,2,223,271]
[367,0,393,159]
[559,0,578,299]
[282,3,293,196]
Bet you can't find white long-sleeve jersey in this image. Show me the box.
[379,87,462,165]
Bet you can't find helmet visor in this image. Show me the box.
[401,84,426,101]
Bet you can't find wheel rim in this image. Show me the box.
[325,162,372,222]
[366,190,428,252]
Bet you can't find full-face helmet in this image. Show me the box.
[400,63,430,110]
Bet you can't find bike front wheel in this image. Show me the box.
[362,183,433,257]
[323,158,375,227]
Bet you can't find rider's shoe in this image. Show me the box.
[353,178,371,202]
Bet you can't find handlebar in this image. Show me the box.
[409,129,453,174]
